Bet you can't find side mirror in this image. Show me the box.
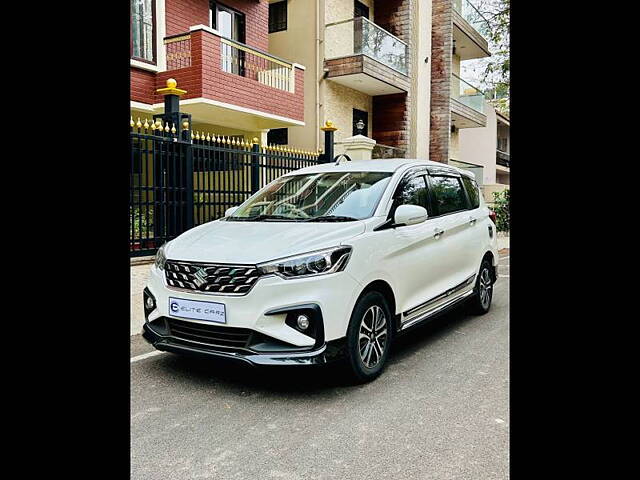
[394,204,428,226]
[224,206,239,217]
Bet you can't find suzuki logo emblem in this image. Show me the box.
[193,268,208,288]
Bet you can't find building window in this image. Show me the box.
[267,128,288,145]
[353,109,369,136]
[354,1,370,19]
[131,0,156,63]
[269,1,287,33]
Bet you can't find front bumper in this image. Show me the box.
[145,263,362,347]
[142,322,346,366]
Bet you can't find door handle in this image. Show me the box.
[433,227,444,239]
[469,216,477,225]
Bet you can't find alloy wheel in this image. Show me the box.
[479,267,492,309]
[358,305,388,368]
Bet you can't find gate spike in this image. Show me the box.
[156,119,162,129]
[171,123,177,134]
[206,132,211,141]
[136,117,142,128]
[182,121,189,130]
[164,122,170,133]
[231,138,237,146]
[130,116,134,128]
[143,118,150,129]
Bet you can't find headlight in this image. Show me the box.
[155,243,167,271]
[257,246,352,279]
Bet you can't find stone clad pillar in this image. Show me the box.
[340,134,377,161]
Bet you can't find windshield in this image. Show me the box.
[228,171,393,222]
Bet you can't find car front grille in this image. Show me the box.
[164,260,261,295]
[166,318,253,349]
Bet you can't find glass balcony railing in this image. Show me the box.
[453,0,490,38]
[325,17,408,75]
[451,73,485,114]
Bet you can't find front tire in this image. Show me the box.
[344,291,393,383]
[469,258,494,315]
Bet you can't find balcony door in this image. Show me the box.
[210,2,245,74]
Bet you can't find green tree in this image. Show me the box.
[476,0,510,115]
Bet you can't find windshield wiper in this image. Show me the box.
[305,215,359,222]
[228,214,304,222]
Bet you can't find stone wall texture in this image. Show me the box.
[429,0,453,163]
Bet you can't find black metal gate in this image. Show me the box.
[130,122,320,257]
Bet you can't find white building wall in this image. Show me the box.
[458,99,497,185]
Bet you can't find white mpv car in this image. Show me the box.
[142,158,499,382]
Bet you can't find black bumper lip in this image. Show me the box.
[142,323,345,366]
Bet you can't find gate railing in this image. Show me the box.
[129,117,320,256]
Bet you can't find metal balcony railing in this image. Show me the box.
[325,17,408,75]
[453,0,490,38]
[451,73,485,114]
[496,150,510,167]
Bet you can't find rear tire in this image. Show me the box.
[344,291,393,384]
[469,258,494,315]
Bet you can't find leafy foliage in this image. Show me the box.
[130,205,153,238]
[470,0,510,115]
[492,189,510,232]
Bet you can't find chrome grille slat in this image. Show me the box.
[164,260,262,295]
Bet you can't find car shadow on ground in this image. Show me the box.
[146,300,480,395]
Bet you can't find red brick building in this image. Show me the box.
[131,0,306,144]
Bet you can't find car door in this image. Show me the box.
[426,173,476,289]
[383,172,452,314]
[460,174,484,273]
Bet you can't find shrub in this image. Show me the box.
[130,206,154,238]
[492,189,510,233]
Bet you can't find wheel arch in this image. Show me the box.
[355,279,400,335]
[481,250,497,283]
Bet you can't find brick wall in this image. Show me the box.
[372,0,411,152]
[131,67,157,104]
[132,0,272,107]
[165,0,269,51]
[374,0,411,42]
[429,0,452,163]
[373,93,409,150]
[155,30,304,122]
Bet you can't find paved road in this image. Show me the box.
[131,253,509,480]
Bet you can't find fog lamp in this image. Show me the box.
[297,315,310,330]
[145,296,155,310]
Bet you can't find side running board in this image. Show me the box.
[400,274,476,331]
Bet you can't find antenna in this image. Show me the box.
[334,154,352,165]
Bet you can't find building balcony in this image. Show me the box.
[451,73,486,128]
[151,25,305,131]
[496,150,510,171]
[453,0,491,60]
[324,17,409,96]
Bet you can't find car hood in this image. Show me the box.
[164,220,366,264]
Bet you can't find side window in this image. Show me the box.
[430,175,468,215]
[397,175,429,209]
[461,176,480,209]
